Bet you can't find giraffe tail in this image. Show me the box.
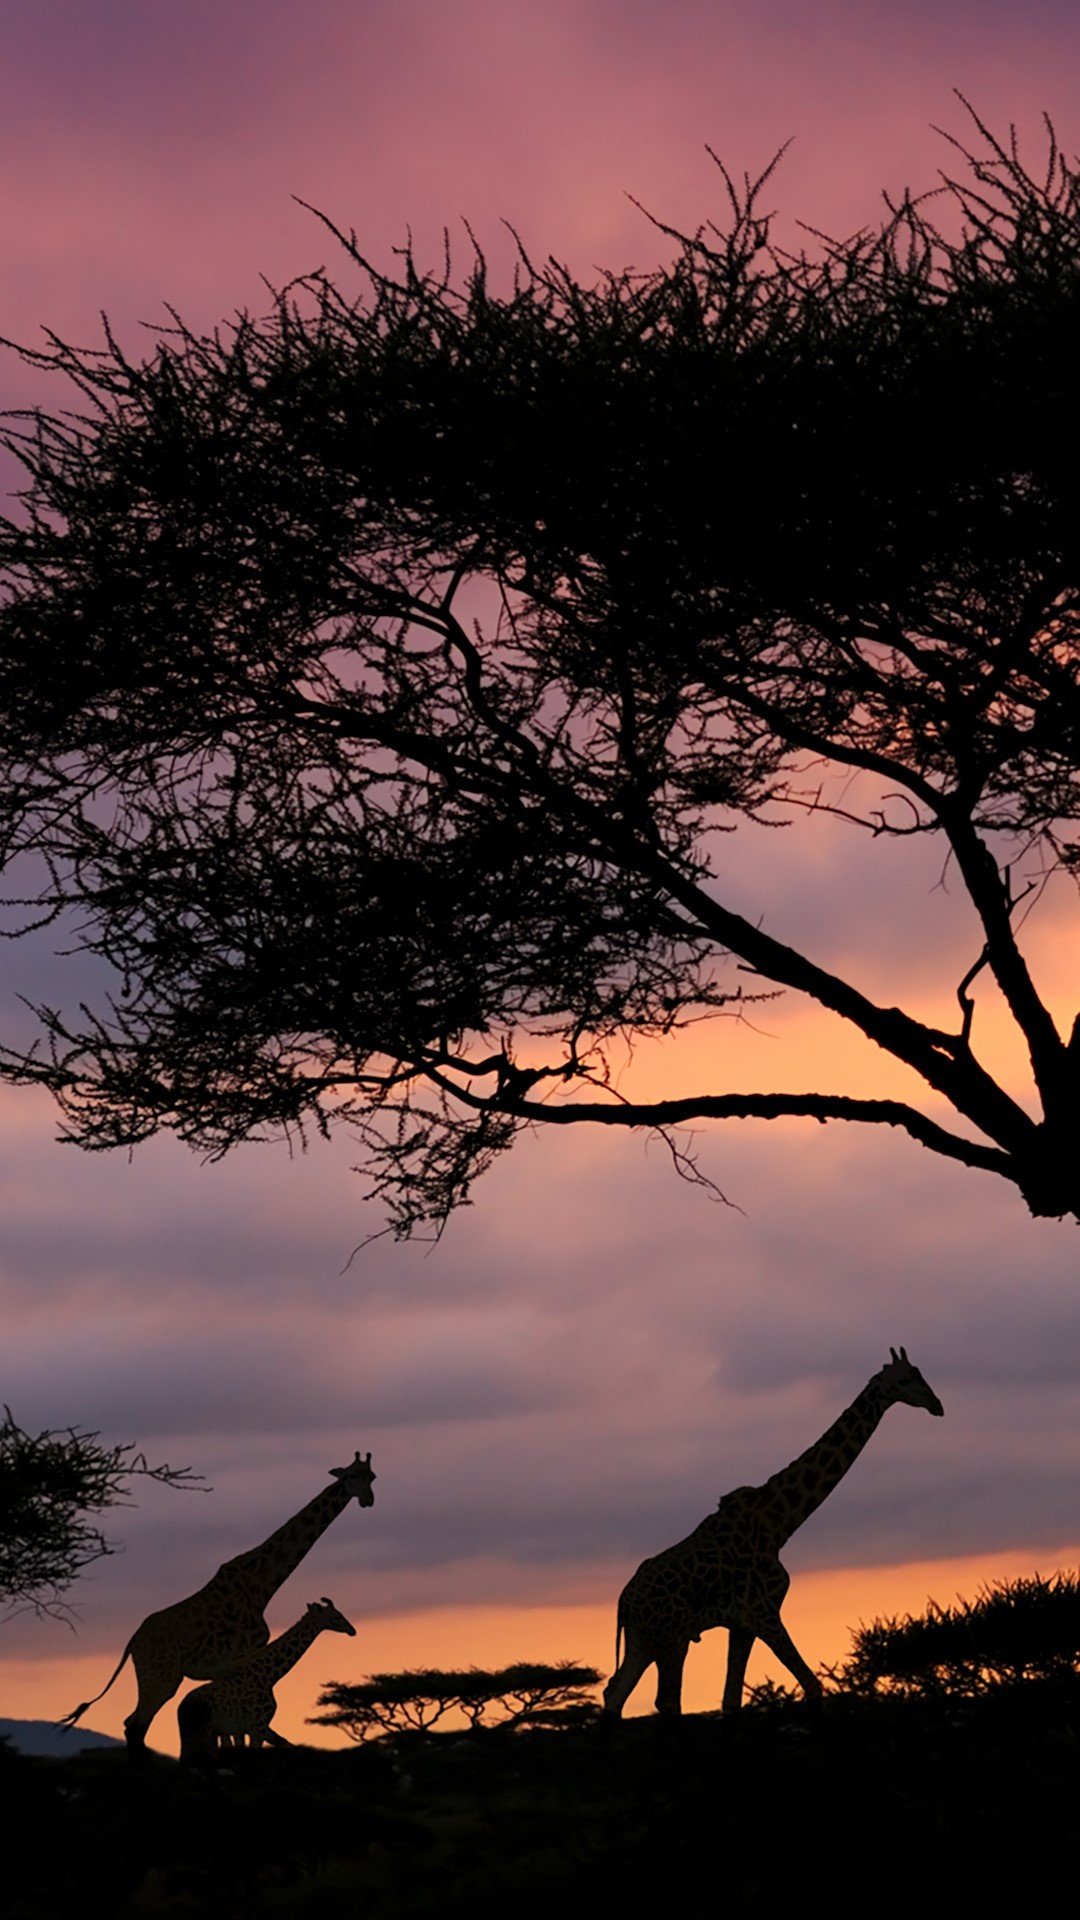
[55,1640,134,1731]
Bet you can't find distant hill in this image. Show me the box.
[0,1717,124,1757]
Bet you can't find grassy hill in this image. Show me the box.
[5,1680,1080,1916]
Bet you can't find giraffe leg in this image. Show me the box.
[603,1631,653,1719]
[722,1627,755,1713]
[124,1657,187,1755]
[757,1618,823,1702]
[176,1685,215,1765]
[654,1639,689,1718]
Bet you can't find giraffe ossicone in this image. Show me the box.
[603,1349,943,1720]
[56,1450,375,1756]
[178,1596,356,1760]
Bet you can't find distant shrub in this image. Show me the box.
[834,1571,1080,1698]
[743,1677,800,1710]
[310,1660,602,1740]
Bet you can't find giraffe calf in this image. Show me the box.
[178,1597,355,1762]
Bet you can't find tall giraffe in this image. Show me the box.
[603,1349,943,1720]
[58,1450,375,1753]
[177,1596,356,1759]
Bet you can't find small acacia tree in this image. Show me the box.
[309,1662,601,1739]
[0,104,1078,1235]
[0,1407,202,1622]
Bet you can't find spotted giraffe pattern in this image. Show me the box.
[178,1597,356,1758]
[57,1452,375,1754]
[603,1350,943,1719]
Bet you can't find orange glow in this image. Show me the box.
[10,1542,1078,1757]
[505,876,1078,1127]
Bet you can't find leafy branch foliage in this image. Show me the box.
[833,1571,1080,1698]
[0,1407,203,1621]
[309,1661,601,1739]
[1,102,1079,1234]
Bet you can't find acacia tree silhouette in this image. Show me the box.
[0,103,1078,1236]
[310,1662,602,1739]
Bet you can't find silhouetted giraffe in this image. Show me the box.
[58,1451,375,1753]
[604,1349,943,1719]
[177,1596,356,1759]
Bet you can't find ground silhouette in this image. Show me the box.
[7,1679,1079,1915]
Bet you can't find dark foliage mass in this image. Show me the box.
[0,1408,201,1621]
[1,103,1079,1236]
[310,1660,601,1737]
[6,1684,1080,1915]
[835,1570,1080,1696]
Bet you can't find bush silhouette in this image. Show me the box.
[835,1572,1080,1698]
[0,1405,201,1621]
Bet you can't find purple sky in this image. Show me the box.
[2,1,1079,1743]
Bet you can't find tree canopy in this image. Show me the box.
[1,105,1078,1234]
[309,1661,601,1739]
[0,1408,202,1621]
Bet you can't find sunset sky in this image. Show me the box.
[2,0,1079,1755]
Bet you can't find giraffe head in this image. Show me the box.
[330,1450,376,1507]
[880,1347,944,1417]
[307,1597,357,1637]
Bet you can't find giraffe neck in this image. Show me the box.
[762,1377,891,1545]
[223,1480,352,1607]
[261,1613,324,1684]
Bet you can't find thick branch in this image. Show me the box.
[939,808,1069,1115]
[492,1086,1016,1183]
[636,852,1040,1157]
[261,668,1047,1160]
